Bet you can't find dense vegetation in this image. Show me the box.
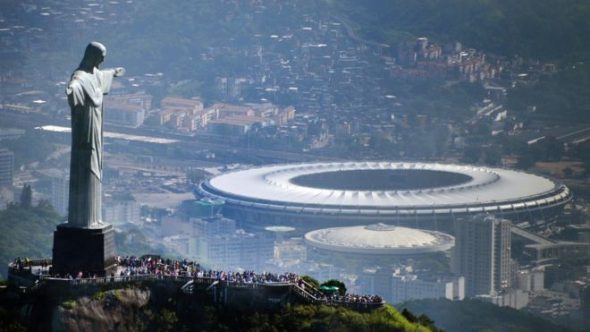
[0,202,160,279]
[401,298,572,332]
[0,283,439,332]
[330,0,590,61]
[330,0,590,123]
[198,304,438,332]
[507,62,590,122]
[0,201,60,279]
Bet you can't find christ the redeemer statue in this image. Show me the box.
[66,42,124,228]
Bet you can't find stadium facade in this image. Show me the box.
[198,162,571,232]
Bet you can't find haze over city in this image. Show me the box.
[1,1,590,331]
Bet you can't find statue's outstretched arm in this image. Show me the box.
[98,67,124,95]
[114,67,125,77]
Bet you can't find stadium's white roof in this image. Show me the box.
[199,162,571,216]
[304,223,454,254]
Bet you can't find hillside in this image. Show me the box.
[328,0,590,123]
[0,203,60,280]
[400,298,572,332]
[330,0,590,61]
[0,204,160,279]
[0,283,438,331]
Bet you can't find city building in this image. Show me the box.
[50,173,69,216]
[360,268,464,304]
[158,96,206,132]
[0,149,14,187]
[182,198,225,219]
[516,268,545,292]
[204,103,296,136]
[476,289,529,309]
[391,274,464,304]
[161,96,203,114]
[192,216,274,271]
[102,193,141,225]
[106,93,152,127]
[526,241,590,264]
[105,104,146,128]
[273,237,307,264]
[511,225,590,265]
[452,215,512,297]
[207,116,270,136]
[0,128,24,141]
[215,76,250,101]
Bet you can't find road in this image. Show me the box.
[527,125,590,145]
[1,109,339,164]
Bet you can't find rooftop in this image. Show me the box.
[305,223,455,255]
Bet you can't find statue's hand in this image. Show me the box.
[114,67,126,77]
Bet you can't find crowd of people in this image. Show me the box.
[115,256,384,306]
[115,256,300,285]
[11,255,384,307]
[116,255,199,278]
[329,294,384,305]
[10,257,50,273]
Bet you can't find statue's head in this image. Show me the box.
[79,41,107,70]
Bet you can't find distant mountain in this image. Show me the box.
[329,0,590,61]
[326,0,590,122]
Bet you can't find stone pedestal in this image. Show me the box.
[52,223,116,277]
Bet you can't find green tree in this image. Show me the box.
[186,169,209,184]
[0,203,60,278]
[301,275,320,290]
[462,145,481,164]
[321,279,347,296]
[19,185,32,208]
[581,286,590,311]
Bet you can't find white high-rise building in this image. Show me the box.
[51,174,69,216]
[517,268,544,292]
[0,149,14,187]
[390,274,465,303]
[103,194,141,225]
[192,217,274,271]
[452,215,512,297]
[359,268,465,304]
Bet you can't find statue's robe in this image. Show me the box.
[66,67,115,228]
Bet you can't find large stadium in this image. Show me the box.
[198,162,572,232]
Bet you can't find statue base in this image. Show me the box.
[52,223,116,277]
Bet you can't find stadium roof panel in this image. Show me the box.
[199,162,571,215]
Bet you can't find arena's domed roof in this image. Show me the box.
[304,223,454,254]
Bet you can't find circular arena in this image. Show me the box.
[198,162,572,232]
[304,223,455,255]
[303,223,455,272]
